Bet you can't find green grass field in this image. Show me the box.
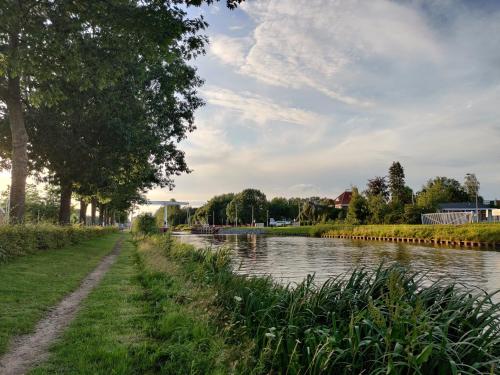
[0,233,121,355]
[31,236,249,374]
[30,238,145,374]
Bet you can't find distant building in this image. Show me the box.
[437,202,496,222]
[334,191,352,209]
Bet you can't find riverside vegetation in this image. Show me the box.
[228,223,500,245]
[19,231,500,373]
[129,234,500,374]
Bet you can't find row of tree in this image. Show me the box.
[188,189,346,226]
[347,162,484,224]
[0,1,242,225]
[189,162,487,226]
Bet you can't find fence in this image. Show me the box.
[421,212,472,225]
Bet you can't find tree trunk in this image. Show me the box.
[58,181,72,225]
[79,199,88,225]
[6,75,28,223]
[91,197,97,225]
[98,204,104,226]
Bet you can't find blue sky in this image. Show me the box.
[3,0,499,208]
[144,0,500,207]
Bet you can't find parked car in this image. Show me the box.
[269,218,292,227]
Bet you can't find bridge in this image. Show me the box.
[147,200,189,229]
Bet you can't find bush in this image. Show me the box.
[0,224,118,263]
[131,213,158,236]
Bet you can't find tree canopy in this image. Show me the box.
[0,0,243,224]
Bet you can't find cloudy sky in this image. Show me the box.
[3,0,500,208]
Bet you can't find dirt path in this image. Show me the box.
[0,236,124,375]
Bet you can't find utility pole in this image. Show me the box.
[475,186,479,223]
[266,209,269,227]
[251,205,254,227]
[235,204,238,227]
[212,210,215,226]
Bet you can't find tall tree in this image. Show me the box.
[464,173,480,202]
[346,187,369,225]
[388,161,406,203]
[226,189,268,225]
[0,0,244,223]
[416,177,469,209]
[366,176,389,200]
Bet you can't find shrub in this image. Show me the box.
[131,213,158,236]
[0,224,117,263]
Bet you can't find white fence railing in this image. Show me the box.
[421,212,472,225]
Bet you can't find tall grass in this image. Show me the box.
[259,223,500,243]
[323,223,500,243]
[152,234,500,374]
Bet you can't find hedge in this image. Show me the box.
[0,224,118,263]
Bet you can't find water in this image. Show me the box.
[174,233,500,295]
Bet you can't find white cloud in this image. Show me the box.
[210,34,252,67]
[201,86,327,127]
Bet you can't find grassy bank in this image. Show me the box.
[147,234,500,374]
[0,224,118,262]
[0,233,121,355]
[322,223,500,243]
[32,235,249,374]
[225,223,500,244]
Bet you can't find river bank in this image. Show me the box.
[141,234,500,374]
[217,223,500,248]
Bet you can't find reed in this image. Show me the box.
[154,234,500,374]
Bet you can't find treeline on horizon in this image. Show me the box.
[156,162,493,227]
[0,1,243,226]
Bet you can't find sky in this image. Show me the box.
[2,0,500,210]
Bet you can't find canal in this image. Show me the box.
[175,233,500,295]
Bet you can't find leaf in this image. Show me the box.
[416,345,433,365]
[449,359,458,375]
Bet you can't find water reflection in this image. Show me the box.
[174,234,500,295]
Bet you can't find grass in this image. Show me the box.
[322,223,500,243]
[31,235,250,374]
[30,237,145,374]
[228,223,500,243]
[22,233,500,374]
[149,234,500,375]
[0,233,121,355]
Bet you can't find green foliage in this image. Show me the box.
[194,193,235,225]
[366,194,388,224]
[155,237,500,375]
[268,196,292,220]
[226,188,268,225]
[0,184,61,224]
[416,177,469,209]
[388,161,406,203]
[154,203,194,227]
[131,213,158,236]
[323,223,500,242]
[365,176,388,199]
[0,224,117,263]
[464,173,480,202]
[346,187,369,224]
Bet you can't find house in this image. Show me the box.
[334,191,352,209]
[437,202,496,222]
